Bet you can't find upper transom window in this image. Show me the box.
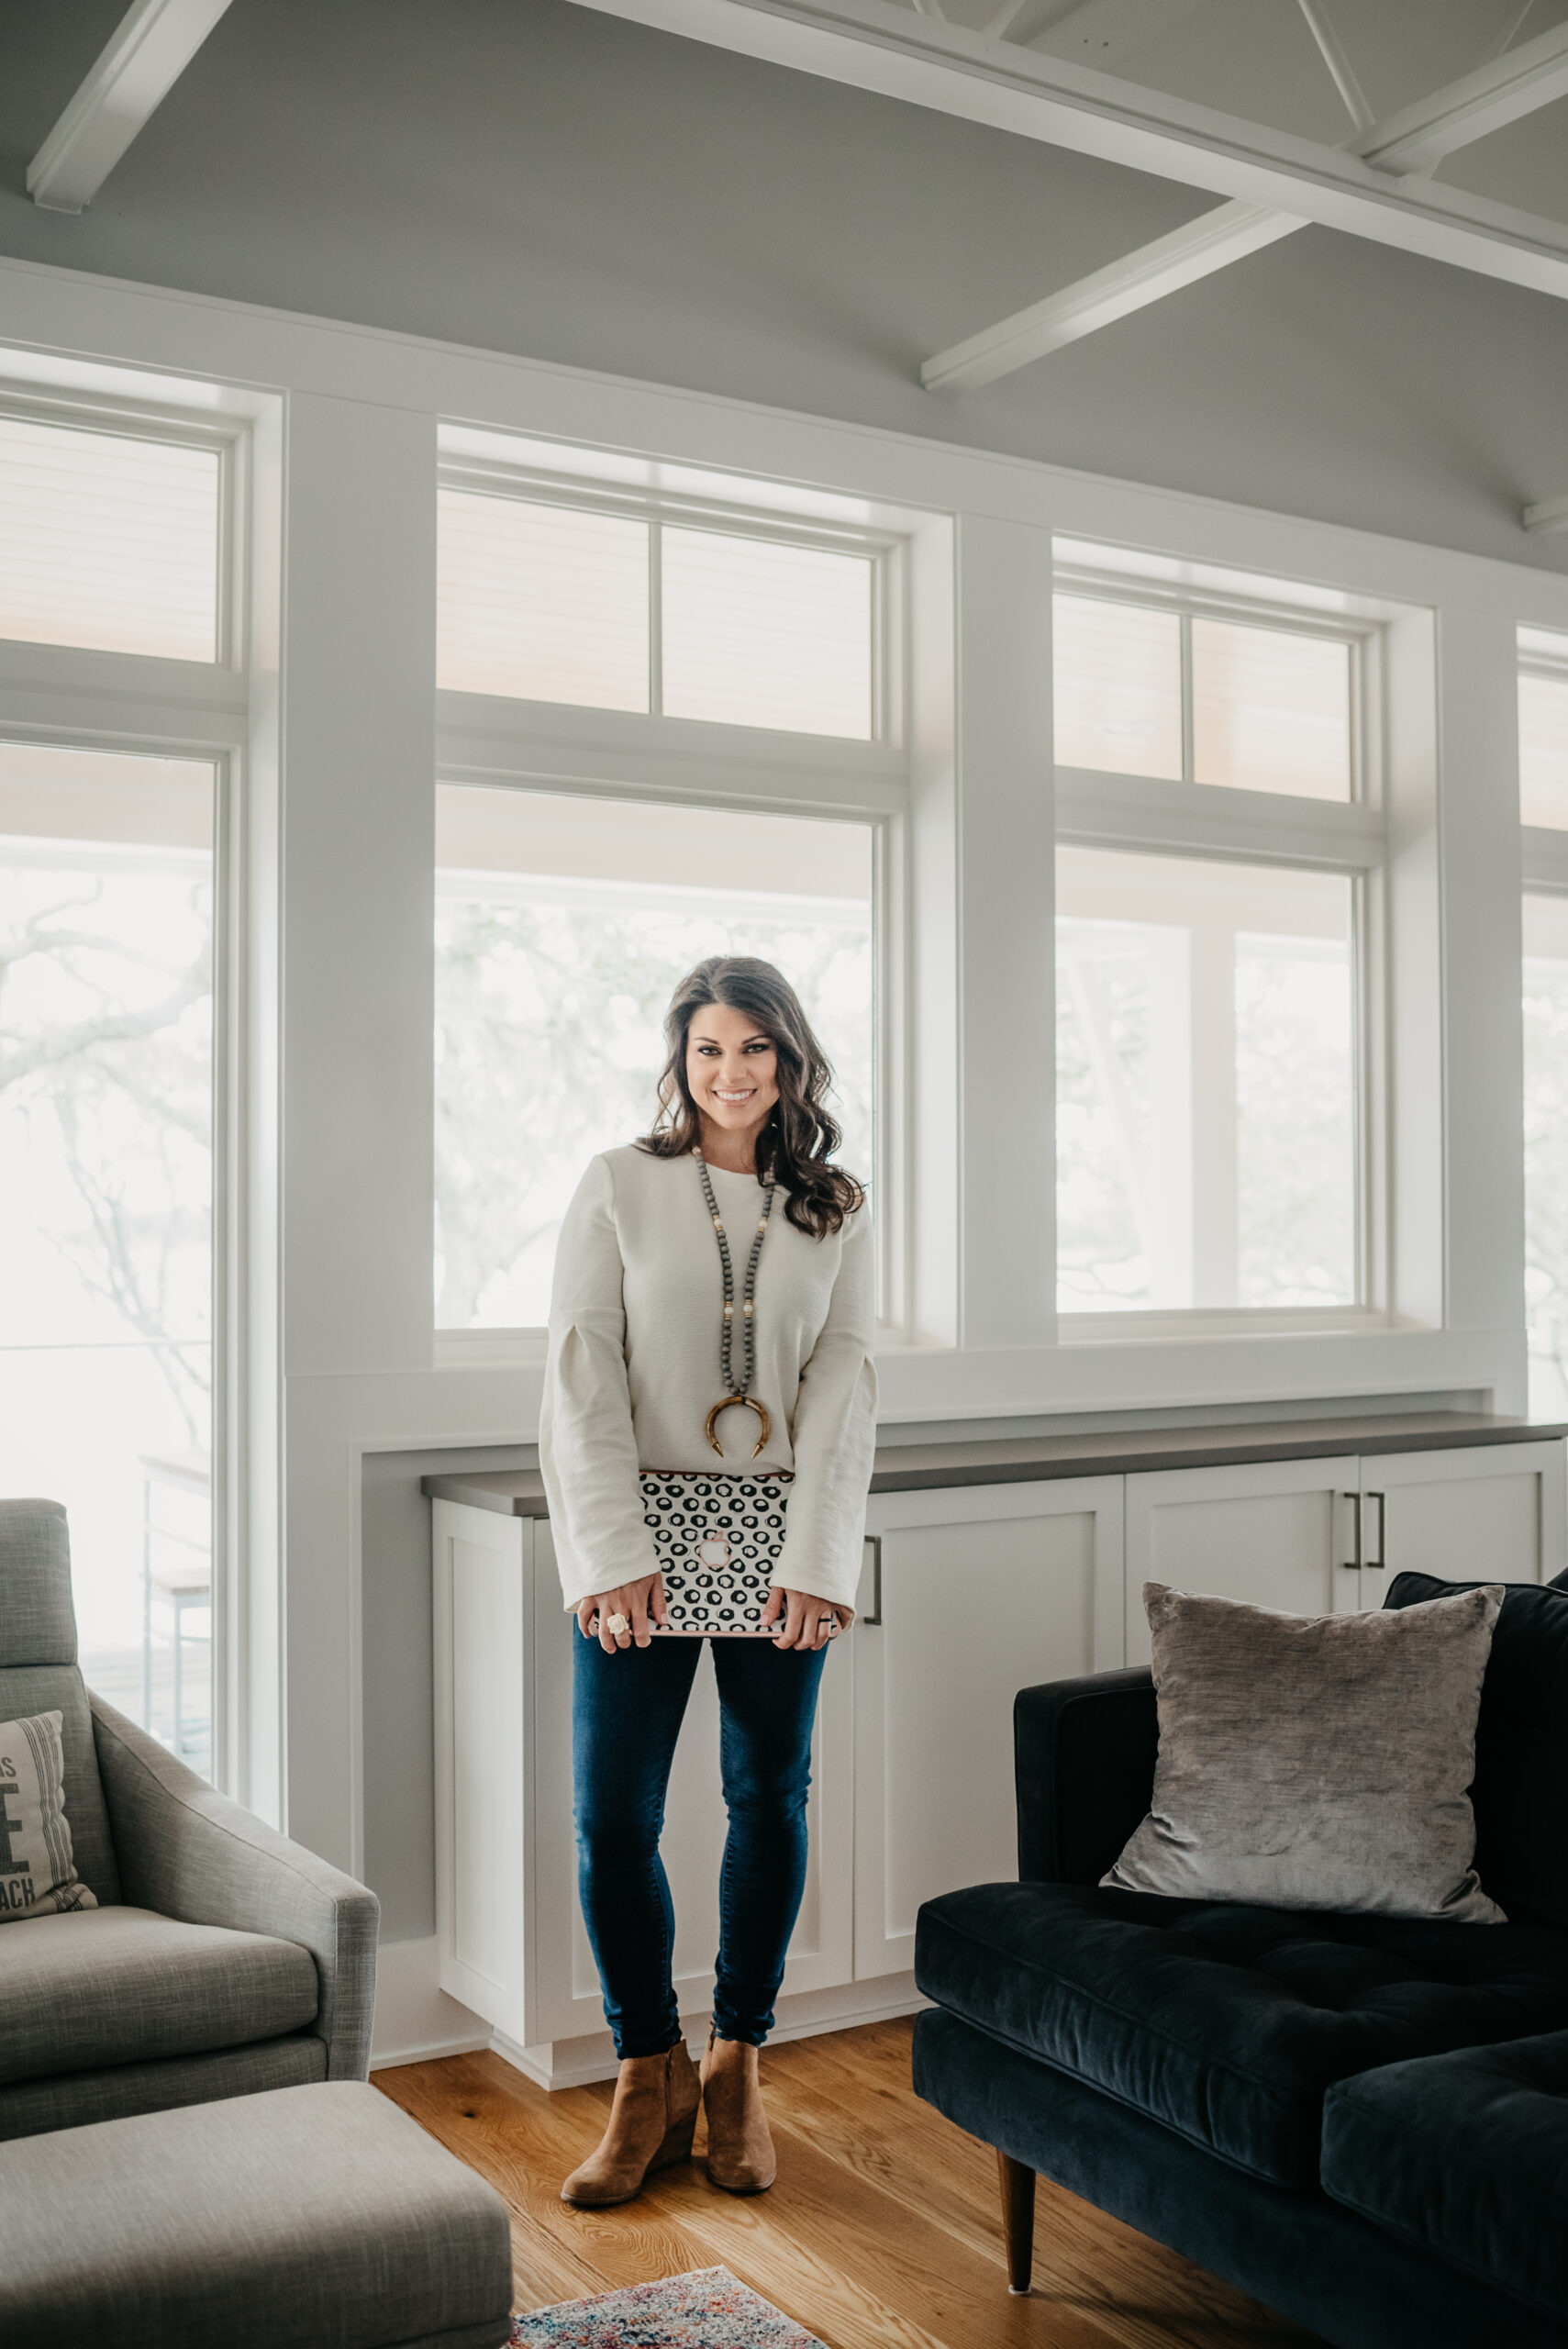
[1053,576,1361,804]
[0,406,223,664]
[438,476,881,740]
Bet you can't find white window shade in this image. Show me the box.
[1052,596,1182,780]
[438,491,650,709]
[1520,671,1568,829]
[0,415,220,663]
[661,528,873,738]
[1192,618,1351,800]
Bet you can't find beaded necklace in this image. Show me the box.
[694,1146,776,1459]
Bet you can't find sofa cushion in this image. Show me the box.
[1384,1574,1568,1928]
[1322,2030,1568,2324]
[0,1906,319,2087]
[914,1878,1568,2188]
[1106,1580,1504,1920]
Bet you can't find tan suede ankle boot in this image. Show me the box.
[560,2043,700,2207]
[700,2025,776,2194]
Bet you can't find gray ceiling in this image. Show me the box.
[1,0,1566,576]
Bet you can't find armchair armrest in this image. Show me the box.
[1015,1668,1157,1885]
[89,1693,380,2081]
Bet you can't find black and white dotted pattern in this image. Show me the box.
[642,1470,794,1636]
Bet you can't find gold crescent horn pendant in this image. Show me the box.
[705,1394,772,1459]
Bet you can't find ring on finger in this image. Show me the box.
[605,1611,629,1637]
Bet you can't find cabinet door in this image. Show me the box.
[432,1499,529,2042]
[529,1521,854,2047]
[1124,1456,1363,1663]
[1358,1442,1566,1594]
[852,1476,1124,1982]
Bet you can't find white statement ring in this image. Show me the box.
[605,1612,629,1637]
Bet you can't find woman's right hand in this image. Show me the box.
[578,1573,667,1652]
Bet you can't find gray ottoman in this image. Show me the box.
[0,2079,514,2349]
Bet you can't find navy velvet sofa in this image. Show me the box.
[912,1572,1568,2349]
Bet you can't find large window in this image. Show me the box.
[439,482,879,738]
[0,391,233,1781]
[0,741,216,1770]
[1054,554,1374,1323]
[435,786,874,1330]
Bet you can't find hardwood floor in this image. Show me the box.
[374,2020,1323,2349]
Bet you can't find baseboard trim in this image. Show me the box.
[369,1935,490,2073]
[492,1974,930,2090]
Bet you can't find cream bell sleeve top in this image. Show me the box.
[539,1144,877,1613]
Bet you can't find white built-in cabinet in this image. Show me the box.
[430,1433,1563,2084]
[1123,1442,1562,1662]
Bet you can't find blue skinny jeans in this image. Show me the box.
[572,1631,828,2059]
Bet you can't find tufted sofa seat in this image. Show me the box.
[916,1880,1568,2188]
[1323,2028,1568,2328]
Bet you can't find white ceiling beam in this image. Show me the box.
[922,14,1568,394]
[922,198,1300,391]
[1524,494,1568,536]
[28,0,237,215]
[1355,17,1568,175]
[1296,0,1373,138]
[567,0,1568,306]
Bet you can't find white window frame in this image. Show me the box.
[0,373,273,1813]
[1051,554,1390,1340]
[432,437,927,1361]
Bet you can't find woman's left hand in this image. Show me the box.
[762,1587,852,1651]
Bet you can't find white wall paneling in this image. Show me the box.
[951,513,1057,1353]
[5,254,1567,1915]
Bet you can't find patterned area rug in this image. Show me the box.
[509,2266,825,2346]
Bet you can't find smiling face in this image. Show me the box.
[684,999,781,1165]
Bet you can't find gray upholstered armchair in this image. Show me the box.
[0,1497,378,2142]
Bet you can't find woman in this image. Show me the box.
[540,954,876,2209]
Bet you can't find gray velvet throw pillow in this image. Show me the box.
[1104,1581,1506,1922]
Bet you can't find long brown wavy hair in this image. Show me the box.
[638,956,864,1238]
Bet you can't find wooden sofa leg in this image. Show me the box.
[997,2149,1035,2296]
